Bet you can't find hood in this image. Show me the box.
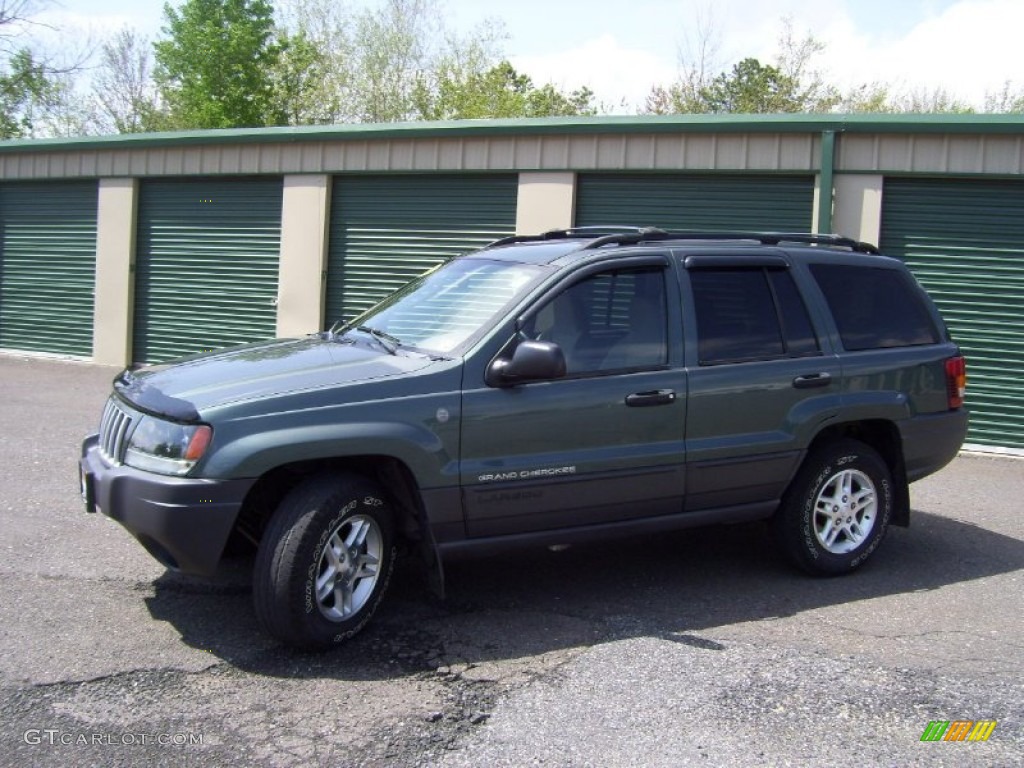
[114,337,438,419]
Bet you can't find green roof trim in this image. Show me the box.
[2,114,1023,154]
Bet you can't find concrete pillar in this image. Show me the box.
[92,178,137,367]
[277,175,330,337]
[516,172,576,235]
[833,174,884,245]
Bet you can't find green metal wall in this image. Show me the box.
[326,174,518,327]
[0,181,97,357]
[880,177,1024,449]
[575,174,815,231]
[133,178,283,364]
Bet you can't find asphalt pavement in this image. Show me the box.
[0,354,1021,767]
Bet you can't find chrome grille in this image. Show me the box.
[98,398,133,464]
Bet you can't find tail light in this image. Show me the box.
[945,356,966,409]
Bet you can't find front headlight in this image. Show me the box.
[124,416,213,476]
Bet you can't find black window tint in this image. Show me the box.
[692,269,784,364]
[769,270,819,356]
[581,271,637,331]
[810,264,940,350]
[529,267,667,374]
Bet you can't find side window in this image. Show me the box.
[691,268,820,365]
[810,264,940,350]
[769,270,820,356]
[528,267,668,374]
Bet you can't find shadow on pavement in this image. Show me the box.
[144,507,1024,680]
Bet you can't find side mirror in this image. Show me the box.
[486,340,567,387]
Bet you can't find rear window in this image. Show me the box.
[810,264,940,350]
[691,268,820,365]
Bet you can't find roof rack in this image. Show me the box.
[574,231,880,254]
[486,228,880,254]
[485,226,667,249]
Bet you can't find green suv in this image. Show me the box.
[79,229,969,649]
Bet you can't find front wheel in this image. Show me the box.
[253,473,396,650]
[774,439,893,575]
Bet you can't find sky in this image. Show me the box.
[37,0,1024,111]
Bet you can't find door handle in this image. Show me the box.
[793,373,832,389]
[625,389,676,407]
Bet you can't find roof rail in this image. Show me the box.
[486,228,880,254]
[574,230,880,254]
[485,226,667,249]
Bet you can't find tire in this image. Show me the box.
[253,473,396,650]
[774,439,893,575]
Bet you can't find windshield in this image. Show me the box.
[339,258,548,354]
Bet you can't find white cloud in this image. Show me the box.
[511,34,677,113]
[818,0,1024,104]
[513,0,1024,111]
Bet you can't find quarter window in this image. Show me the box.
[810,264,940,350]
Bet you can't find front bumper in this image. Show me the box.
[79,435,256,576]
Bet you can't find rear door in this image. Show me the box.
[459,256,687,537]
[680,254,841,512]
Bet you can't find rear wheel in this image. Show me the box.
[774,439,893,575]
[253,473,395,650]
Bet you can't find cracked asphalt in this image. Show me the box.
[1,354,1021,767]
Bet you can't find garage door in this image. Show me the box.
[134,178,283,364]
[880,178,1024,450]
[326,174,517,327]
[0,181,97,357]
[575,174,815,231]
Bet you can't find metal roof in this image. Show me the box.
[2,113,1023,155]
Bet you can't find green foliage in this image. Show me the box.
[0,48,52,138]
[641,18,990,116]
[153,0,284,129]
[704,58,801,113]
[347,0,431,122]
[274,0,594,124]
[8,1,1022,137]
[646,57,816,114]
[269,29,332,124]
[420,60,596,120]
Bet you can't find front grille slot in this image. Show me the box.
[98,398,133,464]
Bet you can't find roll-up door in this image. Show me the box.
[0,181,97,357]
[134,178,283,364]
[880,177,1024,450]
[326,174,517,327]
[575,174,815,231]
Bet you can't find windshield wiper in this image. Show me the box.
[355,325,400,355]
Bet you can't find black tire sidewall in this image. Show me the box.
[255,476,396,649]
[782,441,893,575]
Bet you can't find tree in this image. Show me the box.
[704,58,798,113]
[985,82,1024,113]
[275,0,592,123]
[419,60,596,120]
[0,1,62,137]
[772,18,839,113]
[837,82,893,113]
[0,46,50,137]
[644,18,840,115]
[273,0,354,123]
[644,7,721,114]
[268,29,331,124]
[92,28,161,134]
[347,0,435,122]
[154,0,283,129]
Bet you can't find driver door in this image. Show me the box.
[459,259,686,538]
